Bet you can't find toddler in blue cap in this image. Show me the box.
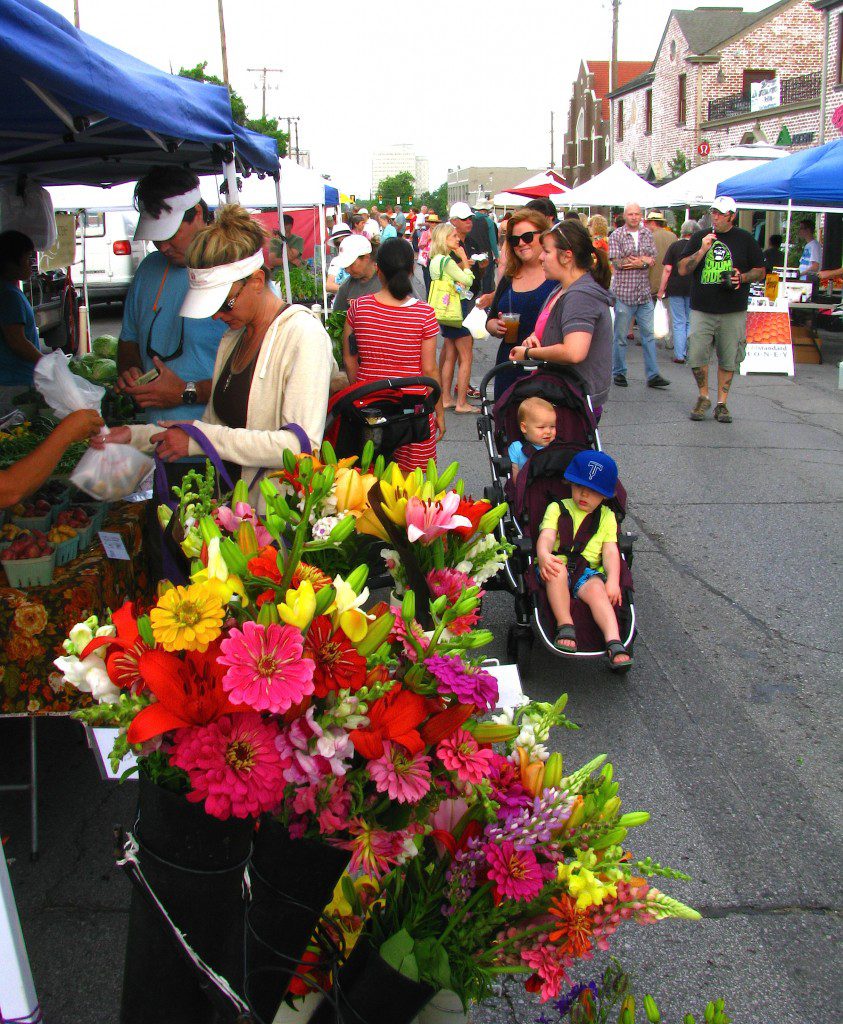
[535,449,632,671]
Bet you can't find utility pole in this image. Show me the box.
[247,67,284,119]
[550,111,555,168]
[294,121,300,163]
[217,0,230,86]
[609,0,620,164]
[280,116,301,162]
[73,1,80,27]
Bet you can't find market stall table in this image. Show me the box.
[787,301,838,363]
[0,500,150,857]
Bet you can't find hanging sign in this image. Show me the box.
[740,297,795,376]
[750,78,780,113]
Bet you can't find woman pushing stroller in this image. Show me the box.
[536,450,632,671]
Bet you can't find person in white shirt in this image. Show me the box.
[797,220,821,280]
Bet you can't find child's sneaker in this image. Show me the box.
[689,396,711,420]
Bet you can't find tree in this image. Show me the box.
[178,62,287,156]
[374,171,416,206]
[667,150,689,179]
[417,182,448,218]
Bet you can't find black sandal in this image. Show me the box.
[554,624,577,653]
[606,640,632,673]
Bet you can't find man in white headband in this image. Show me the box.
[115,166,227,579]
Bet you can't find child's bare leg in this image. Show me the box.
[440,341,456,407]
[577,577,629,663]
[545,570,575,651]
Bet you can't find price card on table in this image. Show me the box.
[98,531,130,560]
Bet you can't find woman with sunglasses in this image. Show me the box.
[485,209,555,400]
[95,205,334,509]
[509,219,614,412]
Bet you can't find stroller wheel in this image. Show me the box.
[507,625,533,678]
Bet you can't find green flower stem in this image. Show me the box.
[278,489,317,593]
[438,881,493,945]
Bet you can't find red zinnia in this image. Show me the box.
[304,616,367,697]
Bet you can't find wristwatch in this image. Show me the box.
[182,381,198,405]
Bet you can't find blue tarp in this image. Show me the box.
[717,139,843,208]
[232,125,279,179]
[0,0,276,184]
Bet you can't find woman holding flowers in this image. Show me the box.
[343,237,445,471]
[95,204,334,508]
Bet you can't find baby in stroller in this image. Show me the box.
[507,396,557,481]
[535,450,631,671]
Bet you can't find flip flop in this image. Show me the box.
[554,624,577,653]
[606,640,632,673]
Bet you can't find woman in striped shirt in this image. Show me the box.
[342,238,445,470]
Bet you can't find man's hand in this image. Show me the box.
[605,579,623,607]
[59,410,104,442]
[124,357,185,409]
[89,425,131,448]
[538,552,563,581]
[149,422,190,462]
[700,232,716,254]
[116,366,143,393]
[730,269,743,288]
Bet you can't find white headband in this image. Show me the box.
[186,250,265,291]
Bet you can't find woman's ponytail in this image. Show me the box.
[376,237,415,300]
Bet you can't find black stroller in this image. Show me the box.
[476,360,636,676]
[324,376,440,463]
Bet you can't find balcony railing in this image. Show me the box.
[707,71,822,121]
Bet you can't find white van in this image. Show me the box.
[72,210,148,303]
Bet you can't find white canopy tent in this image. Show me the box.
[555,161,660,209]
[655,145,789,207]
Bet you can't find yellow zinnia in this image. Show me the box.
[150,583,225,652]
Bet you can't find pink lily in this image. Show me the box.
[405,493,472,545]
[215,502,273,547]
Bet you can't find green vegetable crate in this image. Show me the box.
[2,549,56,588]
[13,512,52,533]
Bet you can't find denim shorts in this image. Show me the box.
[571,566,606,596]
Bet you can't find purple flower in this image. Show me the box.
[425,654,499,711]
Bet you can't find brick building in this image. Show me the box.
[609,1,824,181]
[813,0,843,141]
[561,60,652,186]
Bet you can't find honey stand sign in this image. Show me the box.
[740,297,795,377]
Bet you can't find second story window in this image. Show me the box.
[645,89,653,135]
[678,74,687,125]
[743,69,775,97]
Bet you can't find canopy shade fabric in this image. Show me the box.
[555,162,660,208]
[716,139,843,208]
[655,146,788,207]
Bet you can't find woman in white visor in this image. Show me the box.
[96,205,333,508]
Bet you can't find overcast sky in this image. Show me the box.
[44,0,769,195]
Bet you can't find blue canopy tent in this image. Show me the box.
[717,139,843,280]
[0,0,277,185]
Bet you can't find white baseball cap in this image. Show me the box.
[333,234,373,269]
[331,222,352,240]
[134,186,202,242]
[710,196,737,214]
[358,207,369,214]
[449,201,473,221]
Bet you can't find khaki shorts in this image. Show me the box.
[687,310,748,372]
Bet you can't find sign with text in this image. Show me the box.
[750,78,780,113]
[740,298,795,376]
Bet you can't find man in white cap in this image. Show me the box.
[332,235,380,313]
[679,196,765,423]
[116,166,227,580]
[117,167,225,422]
[326,222,353,294]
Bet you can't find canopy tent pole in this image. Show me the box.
[222,157,239,203]
[782,199,792,281]
[318,201,328,318]
[79,209,91,354]
[0,836,41,1023]
[274,171,292,304]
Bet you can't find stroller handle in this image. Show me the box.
[478,360,590,400]
[335,376,441,407]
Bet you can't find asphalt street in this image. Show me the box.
[1,305,841,1024]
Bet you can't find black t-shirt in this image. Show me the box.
[683,226,765,314]
[662,238,692,298]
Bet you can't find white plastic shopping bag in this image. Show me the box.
[462,304,489,341]
[653,299,670,340]
[33,352,153,500]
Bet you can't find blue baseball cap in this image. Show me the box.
[564,450,618,499]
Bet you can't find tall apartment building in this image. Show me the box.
[609,1,824,181]
[446,166,542,206]
[371,145,429,196]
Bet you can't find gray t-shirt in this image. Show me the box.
[544,275,614,407]
[333,272,381,313]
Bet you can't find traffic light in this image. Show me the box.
[350,194,356,203]
[408,195,414,204]
[378,194,383,203]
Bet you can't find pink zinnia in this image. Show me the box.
[486,840,545,902]
[521,944,571,1002]
[426,569,484,635]
[437,727,494,784]
[219,621,314,714]
[171,712,287,820]
[369,742,432,803]
[425,654,498,710]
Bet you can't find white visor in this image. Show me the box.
[180,250,265,319]
[134,186,203,242]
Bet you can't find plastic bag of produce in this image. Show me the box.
[70,443,153,501]
[34,351,105,418]
[653,299,670,341]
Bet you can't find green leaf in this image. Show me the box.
[379,929,415,970]
[398,953,419,982]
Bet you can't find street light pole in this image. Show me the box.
[217,0,230,86]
